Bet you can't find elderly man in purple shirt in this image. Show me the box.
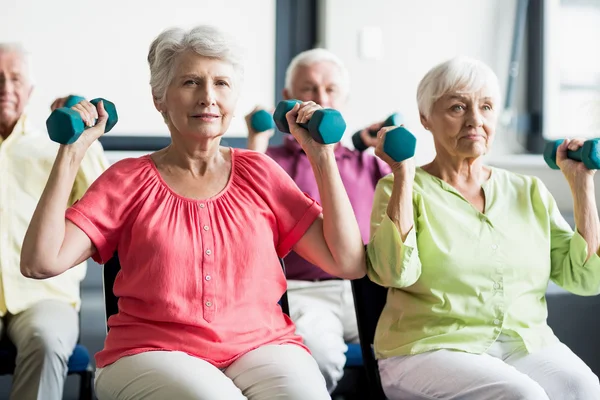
[245,48,391,393]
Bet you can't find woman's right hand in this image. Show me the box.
[375,126,416,179]
[67,100,109,152]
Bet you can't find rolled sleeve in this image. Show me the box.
[552,229,600,295]
[367,215,421,288]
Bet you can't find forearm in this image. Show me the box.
[309,150,365,278]
[21,146,83,277]
[247,134,270,153]
[571,177,600,259]
[387,170,414,241]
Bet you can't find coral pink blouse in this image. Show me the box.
[66,148,322,368]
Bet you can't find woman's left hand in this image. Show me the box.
[285,101,335,159]
[556,138,596,186]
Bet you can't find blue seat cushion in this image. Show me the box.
[345,343,363,367]
[68,344,91,372]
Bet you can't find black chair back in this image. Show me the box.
[103,253,121,331]
[351,274,389,399]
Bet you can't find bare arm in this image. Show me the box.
[288,102,365,279]
[21,100,107,279]
[245,106,274,154]
[375,126,416,240]
[571,178,600,259]
[293,150,366,279]
[557,138,600,259]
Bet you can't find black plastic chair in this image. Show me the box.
[351,274,388,399]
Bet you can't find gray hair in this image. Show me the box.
[284,48,350,94]
[0,43,34,85]
[148,25,244,101]
[417,56,501,118]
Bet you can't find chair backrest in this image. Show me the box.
[103,253,121,332]
[279,257,290,316]
[351,274,389,399]
[101,253,291,328]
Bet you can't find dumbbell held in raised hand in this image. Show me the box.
[250,109,275,133]
[382,126,417,163]
[352,112,404,151]
[46,98,118,145]
[272,100,346,145]
[543,139,600,170]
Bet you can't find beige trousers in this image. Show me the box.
[94,344,330,400]
[0,300,79,400]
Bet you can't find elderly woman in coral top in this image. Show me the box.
[20,25,365,400]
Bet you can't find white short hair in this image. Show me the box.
[284,48,349,94]
[0,43,34,85]
[417,57,501,118]
[148,25,244,101]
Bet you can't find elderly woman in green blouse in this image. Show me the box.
[369,56,600,400]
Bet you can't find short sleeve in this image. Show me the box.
[237,150,322,258]
[69,140,110,205]
[65,157,147,264]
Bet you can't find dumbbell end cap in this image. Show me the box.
[46,109,84,145]
[582,139,600,170]
[542,140,562,170]
[91,98,119,133]
[309,110,346,144]
[273,100,301,134]
[352,132,369,151]
[383,126,416,162]
[251,110,275,133]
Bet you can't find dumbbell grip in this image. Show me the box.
[566,148,584,163]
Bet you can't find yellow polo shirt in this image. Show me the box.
[368,167,600,359]
[0,114,108,316]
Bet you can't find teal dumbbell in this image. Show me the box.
[543,139,600,170]
[383,126,417,162]
[46,98,118,145]
[352,113,404,151]
[63,95,86,109]
[272,100,346,145]
[250,109,275,133]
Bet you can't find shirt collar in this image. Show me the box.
[0,114,29,145]
[282,135,353,160]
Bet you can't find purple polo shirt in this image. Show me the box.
[266,136,391,281]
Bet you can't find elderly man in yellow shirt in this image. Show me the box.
[0,43,108,400]
[369,57,600,399]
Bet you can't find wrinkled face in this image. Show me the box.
[423,89,498,159]
[156,50,239,140]
[286,61,348,110]
[0,50,33,127]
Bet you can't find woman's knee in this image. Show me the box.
[227,345,330,400]
[498,378,550,400]
[546,369,600,400]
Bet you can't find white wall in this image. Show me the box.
[320,0,524,162]
[0,0,275,137]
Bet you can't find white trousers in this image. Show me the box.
[379,333,600,400]
[286,279,359,393]
[94,344,330,400]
